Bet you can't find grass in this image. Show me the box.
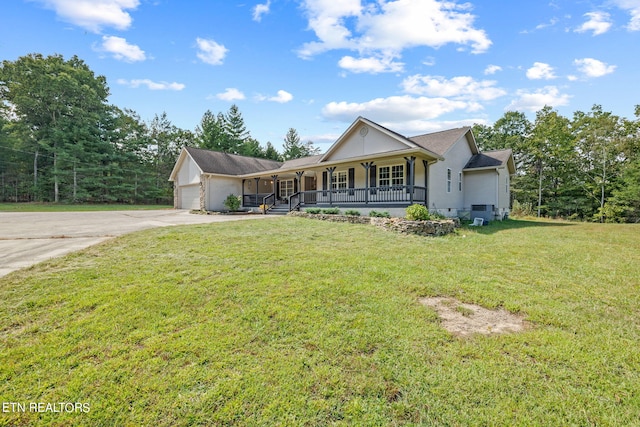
[0,203,172,212]
[1,217,639,426]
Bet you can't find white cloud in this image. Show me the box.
[484,64,502,75]
[338,54,404,73]
[256,90,294,103]
[612,0,640,31]
[526,62,557,80]
[269,90,293,103]
[573,58,616,77]
[401,75,506,101]
[99,35,145,62]
[506,86,571,112]
[575,11,612,35]
[34,0,139,32]
[422,56,436,66]
[534,17,559,31]
[298,0,491,65]
[216,88,246,101]
[322,95,474,123]
[196,37,228,65]
[252,0,271,22]
[117,79,185,90]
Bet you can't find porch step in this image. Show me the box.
[266,206,290,215]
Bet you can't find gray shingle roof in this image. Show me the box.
[185,146,283,175]
[409,127,472,156]
[281,154,323,169]
[464,149,513,169]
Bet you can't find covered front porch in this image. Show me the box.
[241,156,431,213]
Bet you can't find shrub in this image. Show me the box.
[369,210,391,218]
[430,211,446,220]
[511,200,534,217]
[305,208,321,214]
[405,204,431,221]
[344,209,360,216]
[321,207,340,215]
[224,194,241,211]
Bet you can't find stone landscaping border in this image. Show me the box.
[288,211,459,237]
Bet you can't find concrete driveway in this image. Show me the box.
[0,209,272,278]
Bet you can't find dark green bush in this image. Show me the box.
[223,194,241,211]
[369,210,391,218]
[344,210,361,216]
[305,208,321,214]
[321,207,340,215]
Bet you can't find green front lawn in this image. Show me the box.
[1,218,638,426]
[0,203,172,212]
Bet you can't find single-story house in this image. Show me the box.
[169,116,516,220]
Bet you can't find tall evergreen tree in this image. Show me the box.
[282,128,320,160]
[195,110,228,151]
[263,142,283,161]
[224,104,249,154]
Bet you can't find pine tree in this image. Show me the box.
[224,104,249,154]
[282,128,320,160]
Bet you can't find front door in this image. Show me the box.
[305,176,317,204]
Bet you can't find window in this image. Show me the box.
[279,179,294,199]
[458,172,462,191]
[332,171,348,190]
[447,168,452,193]
[379,164,404,188]
[391,165,404,186]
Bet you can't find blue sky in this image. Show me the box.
[2,0,639,151]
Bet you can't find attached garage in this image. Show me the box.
[178,184,200,210]
[169,146,283,211]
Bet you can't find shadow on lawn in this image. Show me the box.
[462,218,576,234]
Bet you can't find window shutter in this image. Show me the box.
[369,165,377,195]
[322,171,328,196]
[348,168,355,195]
[406,160,411,193]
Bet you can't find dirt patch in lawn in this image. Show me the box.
[419,297,529,337]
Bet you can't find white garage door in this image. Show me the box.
[180,185,200,210]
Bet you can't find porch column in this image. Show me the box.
[404,156,416,205]
[361,162,374,205]
[326,167,336,205]
[271,175,279,201]
[295,171,305,204]
[422,160,430,207]
[254,177,260,206]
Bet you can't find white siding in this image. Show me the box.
[177,155,200,185]
[428,136,473,216]
[496,168,511,211]
[325,125,409,161]
[205,176,243,211]
[464,170,497,207]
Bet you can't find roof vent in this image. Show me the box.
[359,126,368,137]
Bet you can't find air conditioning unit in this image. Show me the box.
[470,204,494,223]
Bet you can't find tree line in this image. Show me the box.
[473,106,640,222]
[0,53,318,205]
[1,53,639,222]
